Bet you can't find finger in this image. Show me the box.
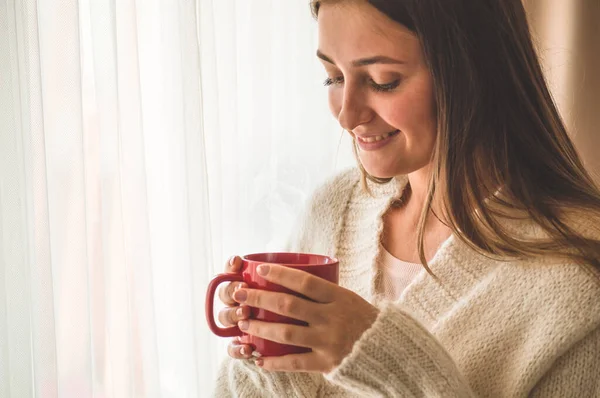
[258,352,324,373]
[218,305,251,327]
[225,256,243,273]
[233,288,320,323]
[218,281,248,306]
[238,319,319,349]
[227,339,254,360]
[255,264,337,303]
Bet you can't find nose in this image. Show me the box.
[336,85,373,132]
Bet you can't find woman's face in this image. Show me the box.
[318,2,437,178]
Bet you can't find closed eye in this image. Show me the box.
[370,79,401,92]
[323,76,401,93]
[323,76,344,86]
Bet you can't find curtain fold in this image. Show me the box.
[2,0,352,395]
[1,0,213,395]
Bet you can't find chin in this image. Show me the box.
[361,157,429,179]
[359,153,409,179]
[361,166,400,180]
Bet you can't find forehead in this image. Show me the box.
[317,2,421,64]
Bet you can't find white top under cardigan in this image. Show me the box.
[378,245,422,300]
[213,168,600,398]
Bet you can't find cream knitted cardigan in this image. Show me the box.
[213,168,600,397]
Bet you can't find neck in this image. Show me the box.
[406,166,430,207]
[382,164,453,263]
[401,164,447,223]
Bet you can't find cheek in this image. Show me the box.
[388,74,435,126]
[328,90,342,119]
[384,91,436,134]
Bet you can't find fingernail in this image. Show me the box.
[229,256,236,267]
[236,307,243,318]
[240,346,249,356]
[238,320,249,331]
[257,264,270,276]
[256,359,264,367]
[234,289,247,302]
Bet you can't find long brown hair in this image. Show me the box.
[311,0,600,271]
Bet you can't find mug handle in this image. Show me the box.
[205,273,245,337]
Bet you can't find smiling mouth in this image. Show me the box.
[356,130,400,143]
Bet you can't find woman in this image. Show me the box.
[213,0,600,396]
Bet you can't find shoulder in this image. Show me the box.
[491,245,600,347]
[515,256,600,305]
[506,255,600,381]
[424,237,600,394]
[527,209,600,283]
[486,213,600,314]
[440,220,600,337]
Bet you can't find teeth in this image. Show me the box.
[359,131,398,143]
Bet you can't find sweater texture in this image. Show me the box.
[213,168,600,397]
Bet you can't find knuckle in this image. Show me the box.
[311,330,325,347]
[221,283,237,305]
[218,284,228,300]
[275,296,292,314]
[289,357,302,371]
[229,307,238,324]
[218,308,233,326]
[226,285,236,302]
[298,276,315,293]
[281,327,294,342]
[269,265,282,278]
[225,256,236,272]
[312,310,327,325]
[249,290,260,307]
[227,344,239,358]
[234,306,245,320]
[226,256,242,272]
[249,323,259,336]
[229,283,245,303]
[217,309,226,325]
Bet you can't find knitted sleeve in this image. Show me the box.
[327,301,600,397]
[212,356,324,398]
[326,301,477,397]
[530,326,600,396]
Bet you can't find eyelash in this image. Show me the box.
[323,76,400,92]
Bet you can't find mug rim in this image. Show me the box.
[242,252,338,266]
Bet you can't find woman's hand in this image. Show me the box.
[232,263,380,373]
[217,256,254,360]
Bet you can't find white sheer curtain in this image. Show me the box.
[0,0,353,396]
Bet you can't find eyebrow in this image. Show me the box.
[316,50,405,67]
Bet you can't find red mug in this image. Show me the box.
[205,252,339,357]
